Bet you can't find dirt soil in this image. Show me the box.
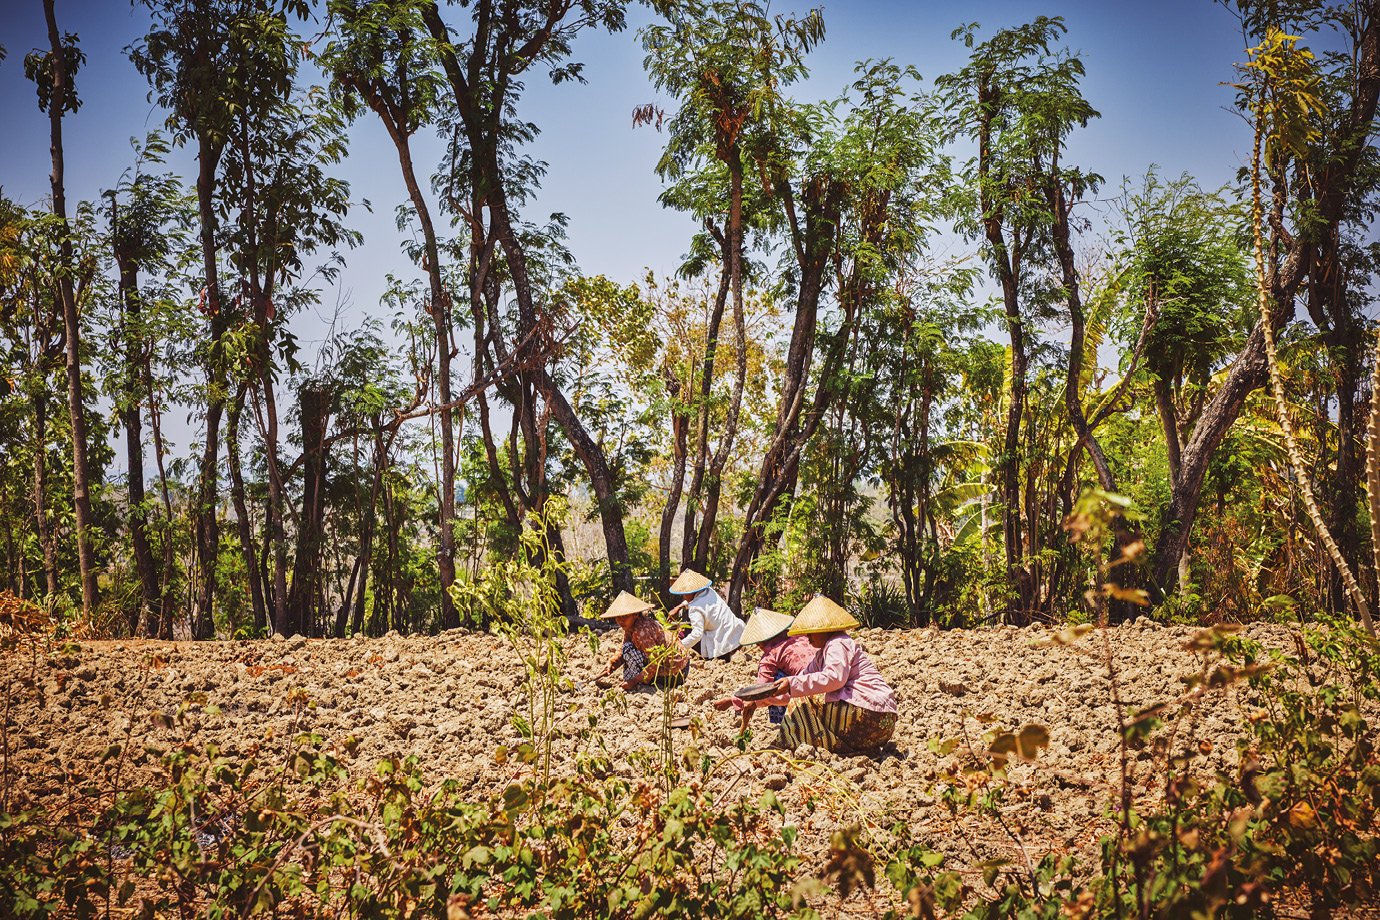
[2,620,1297,914]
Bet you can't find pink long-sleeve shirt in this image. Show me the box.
[759,633,897,714]
[731,633,817,712]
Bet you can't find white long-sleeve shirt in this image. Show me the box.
[679,587,745,658]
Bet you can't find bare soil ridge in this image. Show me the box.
[4,621,1292,909]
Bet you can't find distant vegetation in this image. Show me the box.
[3,0,1380,641]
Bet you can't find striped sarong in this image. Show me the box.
[777,696,897,754]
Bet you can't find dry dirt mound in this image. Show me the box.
[2,620,1291,912]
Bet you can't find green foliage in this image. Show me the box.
[0,730,819,918]
[881,622,1380,918]
[452,501,571,785]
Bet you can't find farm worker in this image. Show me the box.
[668,568,745,659]
[712,607,816,730]
[601,591,689,691]
[755,595,898,754]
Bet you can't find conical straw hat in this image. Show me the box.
[740,607,794,646]
[787,594,860,636]
[601,590,655,619]
[668,568,712,595]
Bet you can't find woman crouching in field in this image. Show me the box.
[755,596,897,754]
[601,591,689,691]
[712,607,816,730]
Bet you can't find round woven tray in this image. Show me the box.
[733,682,780,702]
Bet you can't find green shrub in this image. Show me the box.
[0,733,819,919]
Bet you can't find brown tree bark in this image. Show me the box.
[1149,1,1380,598]
[727,175,842,610]
[422,0,635,594]
[41,0,99,619]
[225,384,267,633]
[31,388,58,602]
[658,375,687,605]
[1046,155,1145,623]
[192,129,226,640]
[285,385,329,636]
[681,247,731,568]
[112,215,162,634]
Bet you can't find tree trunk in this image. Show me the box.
[728,179,840,609]
[681,251,730,568]
[1150,1,1380,601]
[32,390,58,602]
[254,371,290,635]
[226,386,267,633]
[1245,112,1371,633]
[113,229,162,635]
[695,217,749,572]
[535,366,634,592]
[422,2,634,594]
[1047,164,1145,623]
[145,352,178,638]
[42,0,99,619]
[348,424,389,636]
[192,129,226,640]
[659,377,687,606]
[286,385,330,636]
[345,20,482,629]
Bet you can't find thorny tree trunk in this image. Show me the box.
[1303,220,1366,611]
[1246,111,1373,635]
[1366,296,1380,606]
[43,0,99,619]
[1149,0,1380,600]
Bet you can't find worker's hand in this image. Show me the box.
[773,677,792,696]
[711,697,734,711]
[608,653,622,668]
[621,679,638,692]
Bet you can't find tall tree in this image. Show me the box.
[1147,0,1380,599]
[104,153,189,635]
[728,57,945,610]
[939,17,1109,623]
[131,0,278,636]
[419,0,635,598]
[27,0,100,618]
[217,11,356,637]
[640,0,816,582]
[1110,174,1254,596]
[324,0,461,628]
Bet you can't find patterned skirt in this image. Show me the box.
[621,640,687,688]
[777,696,897,754]
[768,669,787,724]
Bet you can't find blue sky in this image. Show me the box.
[1,0,1256,360]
